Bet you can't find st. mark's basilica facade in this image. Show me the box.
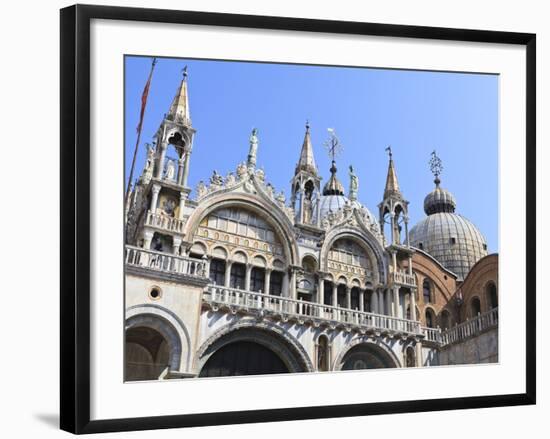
[124,70,499,381]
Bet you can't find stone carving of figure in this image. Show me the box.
[196,180,207,198]
[265,183,274,198]
[236,162,248,180]
[255,167,265,183]
[247,128,259,167]
[225,172,236,187]
[276,190,286,206]
[165,159,176,180]
[144,143,155,176]
[210,170,223,186]
[349,165,359,201]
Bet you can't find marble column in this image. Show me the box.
[150,183,161,213]
[265,269,271,295]
[393,287,401,318]
[181,147,192,188]
[332,283,337,308]
[172,237,182,255]
[385,289,392,316]
[372,291,379,314]
[245,265,252,291]
[178,191,187,220]
[410,289,417,321]
[177,156,185,186]
[155,143,167,179]
[289,268,297,300]
[318,277,325,305]
[224,261,233,288]
[359,290,365,312]
[143,230,154,250]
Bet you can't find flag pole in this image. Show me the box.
[125,57,157,209]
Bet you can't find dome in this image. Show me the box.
[424,185,457,215]
[409,212,488,280]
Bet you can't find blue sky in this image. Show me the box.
[125,56,499,252]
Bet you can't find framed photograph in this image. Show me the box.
[60,4,536,434]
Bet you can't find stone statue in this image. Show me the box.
[196,180,207,198]
[349,165,359,201]
[210,170,223,186]
[265,183,274,198]
[255,167,265,183]
[236,162,248,180]
[165,159,176,180]
[247,128,259,167]
[225,172,236,187]
[276,190,286,205]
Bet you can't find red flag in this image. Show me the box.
[136,58,156,133]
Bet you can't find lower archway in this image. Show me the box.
[199,341,288,377]
[339,343,398,370]
[198,325,312,377]
[125,326,171,381]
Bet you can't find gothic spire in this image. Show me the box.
[383,146,401,199]
[167,66,191,126]
[295,121,318,175]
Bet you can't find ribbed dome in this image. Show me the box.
[409,212,488,280]
[323,161,345,196]
[424,185,457,215]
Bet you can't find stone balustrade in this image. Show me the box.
[203,285,422,335]
[440,307,498,345]
[125,245,208,278]
[421,307,499,346]
[392,270,417,287]
[145,210,185,233]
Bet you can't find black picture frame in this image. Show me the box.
[60,4,536,434]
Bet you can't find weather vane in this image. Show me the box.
[429,150,443,183]
[182,65,188,78]
[385,145,393,158]
[324,128,343,161]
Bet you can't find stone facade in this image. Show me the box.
[124,71,499,381]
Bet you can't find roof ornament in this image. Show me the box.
[247,128,259,169]
[348,165,359,201]
[182,65,188,79]
[322,128,345,196]
[429,150,443,187]
[385,145,393,159]
[324,128,343,162]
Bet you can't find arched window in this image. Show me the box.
[250,267,265,293]
[423,279,432,304]
[230,263,246,289]
[471,297,481,317]
[317,335,329,372]
[425,308,435,328]
[487,282,498,309]
[270,271,283,296]
[209,259,226,285]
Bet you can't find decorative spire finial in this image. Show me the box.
[385,145,393,159]
[429,150,443,186]
[324,128,343,163]
[182,65,188,79]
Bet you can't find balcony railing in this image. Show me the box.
[421,307,499,346]
[125,245,207,278]
[392,270,417,287]
[203,285,422,335]
[145,210,185,233]
[440,307,498,346]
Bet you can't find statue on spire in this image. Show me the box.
[247,128,259,168]
[429,150,443,186]
[349,165,359,201]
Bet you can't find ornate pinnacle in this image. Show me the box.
[429,150,443,186]
[324,128,343,162]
